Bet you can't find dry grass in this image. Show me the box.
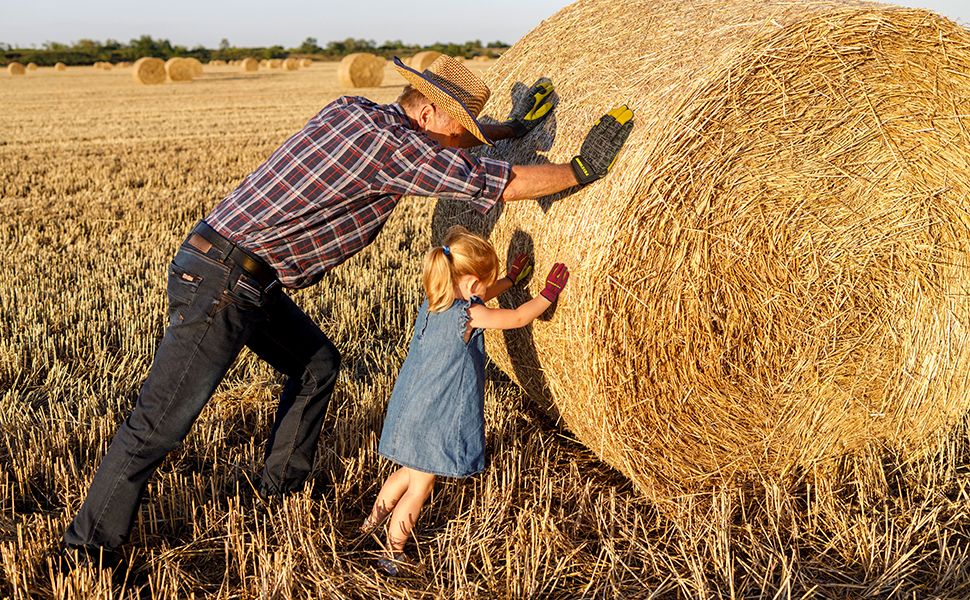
[1,55,969,598]
[131,57,165,86]
[337,53,386,88]
[435,0,970,507]
[409,51,443,71]
[164,58,193,82]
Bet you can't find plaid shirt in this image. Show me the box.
[205,96,511,289]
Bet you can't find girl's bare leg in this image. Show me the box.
[362,467,410,532]
[386,468,435,555]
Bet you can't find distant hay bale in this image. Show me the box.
[268,59,282,69]
[132,57,166,85]
[54,62,67,72]
[472,55,492,63]
[184,57,203,77]
[433,0,970,503]
[300,58,313,68]
[209,59,226,66]
[408,51,442,71]
[117,61,130,68]
[7,62,25,76]
[337,53,386,88]
[283,57,300,71]
[93,61,113,71]
[26,62,38,71]
[240,57,259,72]
[164,57,193,82]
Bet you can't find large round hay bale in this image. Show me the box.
[132,57,166,85]
[26,62,38,71]
[164,57,193,82]
[7,62,25,76]
[408,51,442,71]
[54,62,67,72]
[433,0,970,503]
[184,57,203,77]
[282,57,300,71]
[240,57,259,72]
[337,52,386,88]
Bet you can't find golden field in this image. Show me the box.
[1,62,970,598]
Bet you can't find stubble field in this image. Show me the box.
[1,62,969,598]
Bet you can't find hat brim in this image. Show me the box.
[393,56,492,146]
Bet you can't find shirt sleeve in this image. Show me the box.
[374,134,512,214]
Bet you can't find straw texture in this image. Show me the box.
[132,57,166,85]
[165,58,193,82]
[338,53,386,88]
[240,57,259,72]
[409,51,443,71]
[432,0,970,503]
[7,62,25,76]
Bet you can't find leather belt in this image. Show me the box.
[184,221,279,289]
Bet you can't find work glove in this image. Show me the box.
[504,254,533,286]
[505,78,556,138]
[540,263,569,303]
[570,105,634,185]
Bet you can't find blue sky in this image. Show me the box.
[1,1,968,49]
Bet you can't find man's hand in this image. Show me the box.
[505,78,556,138]
[505,254,533,286]
[570,105,634,185]
[540,263,570,303]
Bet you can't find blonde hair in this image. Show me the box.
[424,225,500,312]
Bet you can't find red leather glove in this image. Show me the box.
[540,263,569,302]
[505,254,532,286]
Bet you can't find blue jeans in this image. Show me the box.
[63,240,340,550]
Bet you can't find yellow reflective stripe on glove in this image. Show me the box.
[522,80,555,123]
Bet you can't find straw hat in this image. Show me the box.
[393,55,492,145]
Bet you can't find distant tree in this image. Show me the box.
[219,38,230,51]
[263,45,286,59]
[298,37,320,53]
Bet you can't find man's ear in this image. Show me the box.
[416,103,435,129]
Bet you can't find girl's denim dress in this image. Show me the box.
[378,296,486,477]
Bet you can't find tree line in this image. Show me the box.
[0,36,510,67]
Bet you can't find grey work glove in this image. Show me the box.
[570,105,635,185]
[504,78,556,138]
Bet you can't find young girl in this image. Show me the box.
[361,225,569,575]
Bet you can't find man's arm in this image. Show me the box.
[499,104,635,202]
[501,163,578,202]
[450,122,518,148]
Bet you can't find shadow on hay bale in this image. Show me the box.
[431,0,970,505]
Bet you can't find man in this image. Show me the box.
[63,55,633,566]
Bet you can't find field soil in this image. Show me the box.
[1,62,969,598]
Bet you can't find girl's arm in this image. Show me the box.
[468,296,550,330]
[481,277,513,303]
[469,263,569,330]
[480,254,532,303]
